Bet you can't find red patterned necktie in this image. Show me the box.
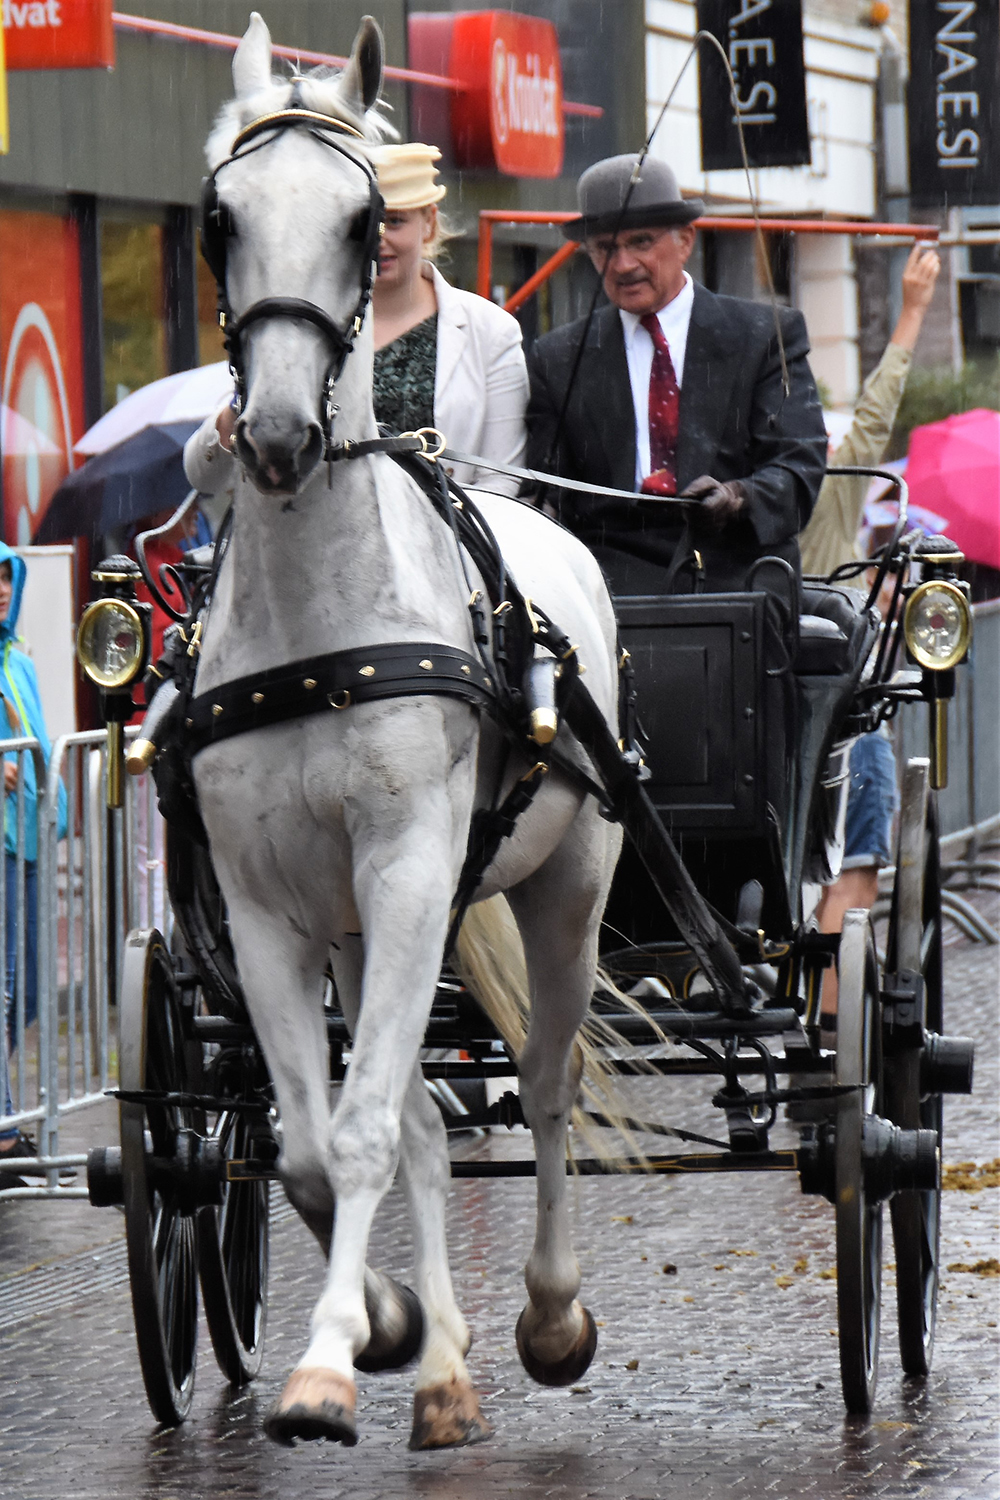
[639,312,679,497]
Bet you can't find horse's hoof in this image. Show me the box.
[355,1275,425,1373]
[409,1380,492,1450]
[263,1368,357,1446]
[515,1304,598,1388]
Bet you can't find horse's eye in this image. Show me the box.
[348,208,370,242]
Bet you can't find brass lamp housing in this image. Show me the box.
[77,598,146,689]
[903,579,971,673]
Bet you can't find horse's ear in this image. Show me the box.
[340,16,384,115]
[233,11,273,98]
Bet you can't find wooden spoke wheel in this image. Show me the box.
[885,758,944,1378]
[119,929,200,1426]
[198,1109,270,1385]
[835,910,884,1416]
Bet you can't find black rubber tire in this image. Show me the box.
[119,929,199,1426]
[835,911,884,1417]
[198,1109,270,1385]
[885,759,944,1378]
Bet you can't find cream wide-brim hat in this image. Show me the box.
[369,143,447,211]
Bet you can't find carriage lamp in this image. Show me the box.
[903,579,971,673]
[902,549,972,791]
[77,557,151,809]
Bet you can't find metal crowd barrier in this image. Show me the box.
[0,727,168,1200]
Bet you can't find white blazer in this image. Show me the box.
[426,263,528,495]
[183,263,528,499]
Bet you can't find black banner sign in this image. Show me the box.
[908,1,1000,209]
[696,0,811,171]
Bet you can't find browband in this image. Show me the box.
[230,108,366,154]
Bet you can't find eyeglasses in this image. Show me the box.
[587,228,675,261]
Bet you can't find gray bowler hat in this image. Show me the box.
[562,153,703,240]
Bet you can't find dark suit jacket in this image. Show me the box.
[525,283,828,594]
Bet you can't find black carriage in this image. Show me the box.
[77,470,974,1426]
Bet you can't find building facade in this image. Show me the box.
[0,0,645,547]
[644,0,999,407]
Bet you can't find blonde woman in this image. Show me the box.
[185,144,528,498]
[368,143,527,494]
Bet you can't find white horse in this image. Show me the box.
[193,13,623,1450]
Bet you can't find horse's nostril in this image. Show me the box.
[298,421,325,477]
[234,419,261,469]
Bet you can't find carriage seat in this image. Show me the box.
[795,585,876,677]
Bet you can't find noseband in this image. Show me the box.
[201,103,385,455]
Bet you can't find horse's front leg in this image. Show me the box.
[327,935,490,1449]
[507,816,618,1386]
[265,815,462,1446]
[397,1068,491,1449]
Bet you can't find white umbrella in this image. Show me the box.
[75,362,234,456]
[1,403,62,456]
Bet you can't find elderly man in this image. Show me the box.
[526,154,828,597]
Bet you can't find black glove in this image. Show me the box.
[681,474,746,528]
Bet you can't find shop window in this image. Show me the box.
[197,252,227,367]
[100,219,167,410]
[0,208,85,545]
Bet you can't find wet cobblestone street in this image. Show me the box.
[2,915,997,1500]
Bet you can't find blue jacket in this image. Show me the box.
[0,543,67,861]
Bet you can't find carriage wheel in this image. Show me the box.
[119,929,200,1426]
[835,910,884,1416]
[885,759,943,1378]
[198,1109,270,1384]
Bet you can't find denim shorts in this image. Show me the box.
[843,730,899,870]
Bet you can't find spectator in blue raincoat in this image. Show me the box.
[0,542,66,1174]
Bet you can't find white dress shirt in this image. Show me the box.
[619,272,695,489]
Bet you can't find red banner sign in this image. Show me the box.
[3,0,114,71]
[0,209,84,545]
[448,11,564,178]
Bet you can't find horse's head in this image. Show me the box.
[204,13,386,495]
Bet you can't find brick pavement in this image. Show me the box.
[1,910,997,1500]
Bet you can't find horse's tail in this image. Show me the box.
[454,894,675,1166]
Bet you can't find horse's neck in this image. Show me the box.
[198,450,471,687]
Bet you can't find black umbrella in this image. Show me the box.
[34,421,199,543]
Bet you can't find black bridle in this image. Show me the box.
[200,103,385,455]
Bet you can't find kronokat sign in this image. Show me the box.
[410,9,564,178]
[3,0,114,70]
[696,0,810,171]
[908,0,1000,208]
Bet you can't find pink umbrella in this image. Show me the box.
[905,408,1000,570]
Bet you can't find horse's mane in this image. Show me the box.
[206,68,395,167]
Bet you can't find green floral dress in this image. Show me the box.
[372,314,438,435]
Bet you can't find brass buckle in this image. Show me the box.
[412,426,447,461]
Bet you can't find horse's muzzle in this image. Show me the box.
[236,415,325,494]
